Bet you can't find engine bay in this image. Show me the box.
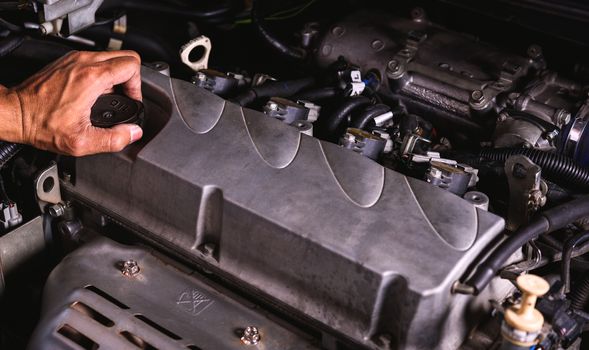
[1,1,589,349]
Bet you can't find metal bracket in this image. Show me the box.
[34,163,63,213]
[505,155,547,231]
[37,0,104,36]
[180,36,212,72]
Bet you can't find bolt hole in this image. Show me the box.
[43,177,55,193]
[188,45,206,63]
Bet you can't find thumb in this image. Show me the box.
[81,124,143,155]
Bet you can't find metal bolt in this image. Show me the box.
[121,259,140,277]
[411,7,425,22]
[62,172,72,183]
[331,26,345,37]
[556,110,571,126]
[545,129,559,142]
[202,243,216,256]
[528,190,547,210]
[387,60,399,72]
[49,203,66,218]
[267,102,278,111]
[527,44,542,59]
[240,326,261,345]
[195,72,207,82]
[470,90,484,103]
[371,40,384,51]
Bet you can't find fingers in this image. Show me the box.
[70,124,143,156]
[63,50,143,101]
[96,55,143,101]
[65,50,141,65]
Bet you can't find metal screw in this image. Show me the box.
[102,111,114,119]
[195,72,207,82]
[411,7,425,21]
[240,326,261,345]
[331,26,345,37]
[527,44,542,59]
[202,243,216,256]
[62,172,72,183]
[470,90,484,103]
[371,40,384,51]
[556,110,571,126]
[387,60,399,72]
[528,190,547,210]
[49,203,66,218]
[267,102,278,110]
[121,259,140,277]
[545,129,559,142]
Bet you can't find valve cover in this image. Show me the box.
[64,67,506,349]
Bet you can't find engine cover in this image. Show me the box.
[64,67,506,349]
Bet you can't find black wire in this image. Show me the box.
[100,0,233,20]
[0,17,21,32]
[562,231,589,294]
[251,0,306,60]
[0,2,20,11]
[0,174,9,203]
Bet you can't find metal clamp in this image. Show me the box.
[34,163,63,213]
[505,155,547,231]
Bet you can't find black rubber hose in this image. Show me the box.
[0,142,22,169]
[351,104,391,129]
[0,18,20,32]
[293,87,339,101]
[571,274,589,310]
[562,232,589,294]
[251,0,306,60]
[325,96,372,135]
[463,195,589,294]
[101,0,232,19]
[0,34,23,58]
[10,38,73,62]
[480,148,589,191]
[232,77,315,106]
[0,2,20,11]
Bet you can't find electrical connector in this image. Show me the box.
[0,201,23,231]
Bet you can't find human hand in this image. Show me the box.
[0,50,143,156]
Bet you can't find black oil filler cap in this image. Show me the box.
[90,94,144,128]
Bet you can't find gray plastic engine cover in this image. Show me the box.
[65,67,506,349]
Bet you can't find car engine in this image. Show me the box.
[1,1,589,349]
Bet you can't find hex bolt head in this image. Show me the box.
[121,259,140,277]
[240,326,261,345]
[527,44,542,59]
[48,203,66,218]
[557,111,572,126]
[470,90,484,103]
[387,60,400,72]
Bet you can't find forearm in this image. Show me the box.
[0,85,23,144]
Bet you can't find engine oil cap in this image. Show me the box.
[90,94,144,128]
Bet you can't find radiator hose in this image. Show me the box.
[479,148,589,191]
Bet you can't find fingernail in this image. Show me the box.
[129,125,143,144]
